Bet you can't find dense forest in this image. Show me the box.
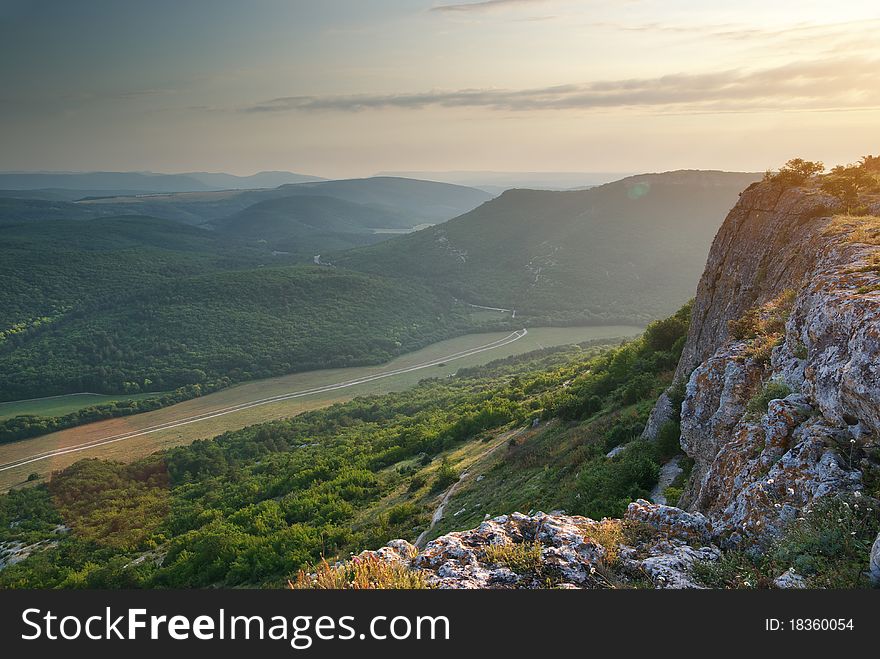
[0,216,471,402]
[0,305,691,588]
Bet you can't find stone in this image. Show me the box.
[774,570,807,589]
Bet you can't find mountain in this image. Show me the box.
[0,170,323,193]
[273,176,493,224]
[378,170,632,194]
[2,170,879,590]
[335,170,762,324]
[0,171,213,193]
[57,176,493,228]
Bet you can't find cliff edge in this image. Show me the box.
[303,176,880,589]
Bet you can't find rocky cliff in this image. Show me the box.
[317,179,880,589]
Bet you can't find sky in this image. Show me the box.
[0,0,878,177]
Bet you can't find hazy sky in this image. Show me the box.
[1,0,878,177]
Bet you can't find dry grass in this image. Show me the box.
[584,519,626,564]
[823,215,880,246]
[727,290,796,365]
[482,541,544,574]
[290,555,432,590]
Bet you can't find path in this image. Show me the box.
[0,330,528,474]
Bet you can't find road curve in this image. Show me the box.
[0,329,528,473]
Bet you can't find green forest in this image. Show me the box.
[0,216,471,403]
[0,304,691,588]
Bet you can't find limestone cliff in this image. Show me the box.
[325,179,880,589]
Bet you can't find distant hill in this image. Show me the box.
[209,195,414,254]
[0,171,212,193]
[0,170,323,193]
[273,177,493,224]
[205,177,492,254]
[0,216,466,400]
[378,170,632,194]
[334,170,762,324]
[184,171,325,189]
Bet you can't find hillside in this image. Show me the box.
[316,164,880,589]
[208,195,415,254]
[0,216,467,401]
[334,170,761,324]
[68,176,492,228]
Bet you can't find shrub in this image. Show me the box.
[483,541,544,574]
[655,420,682,459]
[584,519,626,565]
[431,459,459,493]
[745,380,793,419]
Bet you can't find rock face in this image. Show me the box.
[356,504,720,589]
[671,181,879,543]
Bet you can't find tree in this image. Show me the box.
[764,158,825,187]
[820,164,876,212]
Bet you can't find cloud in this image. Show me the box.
[243,57,880,115]
[431,0,547,12]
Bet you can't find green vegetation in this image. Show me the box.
[334,172,759,324]
[0,305,691,588]
[728,289,796,365]
[763,158,825,187]
[693,494,879,589]
[746,380,794,419]
[0,216,474,405]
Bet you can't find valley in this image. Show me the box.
[0,325,640,491]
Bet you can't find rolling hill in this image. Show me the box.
[64,176,493,229]
[208,195,414,254]
[334,170,761,324]
[0,215,467,401]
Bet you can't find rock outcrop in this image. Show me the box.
[348,504,720,589]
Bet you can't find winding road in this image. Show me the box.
[0,329,528,474]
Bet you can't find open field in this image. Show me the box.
[0,325,641,490]
[0,392,166,421]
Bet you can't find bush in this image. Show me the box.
[745,380,793,419]
[431,459,459,493]
[655,420,682,459]
[576,441,660,519]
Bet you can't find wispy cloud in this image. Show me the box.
[243,57,880,115]
[431,0,547,13]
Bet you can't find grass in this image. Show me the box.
[0,326,641,491]
[728,290,796,365]
[823,214,880,246]
[745,380,794,419]
[290,554,431,589]
[692,494,880,589]
[0,392,165,421]
[483,541,544,573]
